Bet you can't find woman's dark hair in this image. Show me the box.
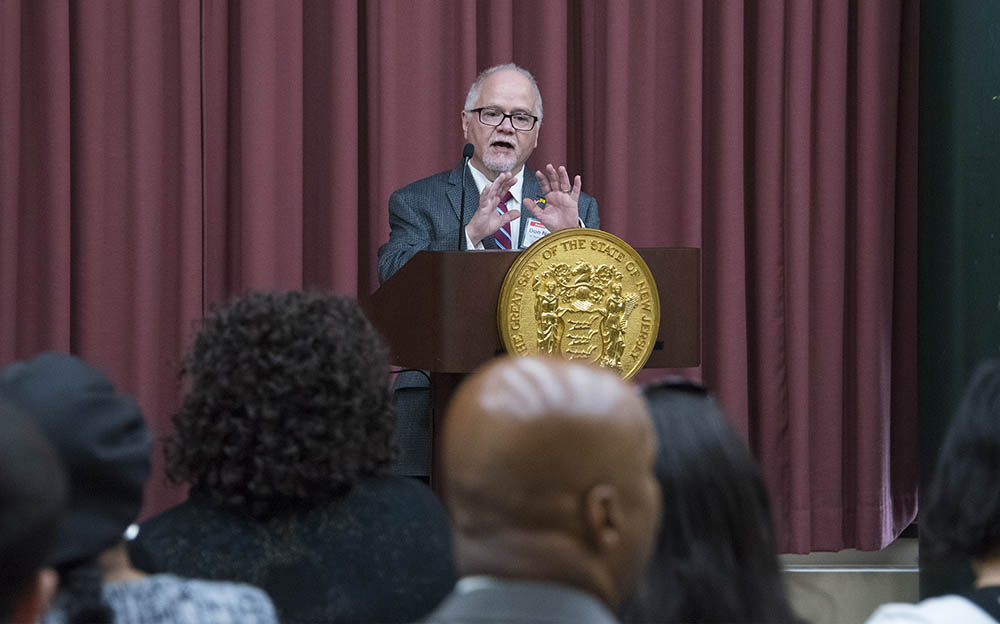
[165,291,396,520]
[622,380,798,624]
[922,359,1000,562]
[0,404,67,621]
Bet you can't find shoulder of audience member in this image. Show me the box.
[866,595,997,624]
[328,475,452,530]
[105,574,279,624]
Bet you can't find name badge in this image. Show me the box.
[521,219,551,248]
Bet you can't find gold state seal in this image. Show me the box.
[497,228,660,379]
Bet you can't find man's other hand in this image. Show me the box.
[465,172,521,247]
[524,164,582,232]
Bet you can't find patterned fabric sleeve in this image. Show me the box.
[101,574,279,624]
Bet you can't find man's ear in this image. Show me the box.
[461,110,470,138]
[10,567,59,623]
[583,483,624,552]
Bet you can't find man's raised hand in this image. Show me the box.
[523,164,581,232]
[465,172,520,247]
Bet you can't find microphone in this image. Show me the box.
[458,143,474,250]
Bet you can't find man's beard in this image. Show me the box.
[482,151,518,175]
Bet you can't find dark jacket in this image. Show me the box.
[130,476,456,624]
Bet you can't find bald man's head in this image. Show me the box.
[442,356,661,608]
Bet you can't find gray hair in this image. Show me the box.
[464,63,543,121]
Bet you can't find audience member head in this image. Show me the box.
[923,359,1000,571]
[443,356,661,609]
[166,290,395,520]
[0,352,150,623]
[622,379,798,623]
[0,403,66,622]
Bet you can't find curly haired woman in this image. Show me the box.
[129,291,455,623]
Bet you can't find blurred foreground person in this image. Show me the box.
[130,291,455,623]
[0,404,66,622]
[868,359,1000,623]
[0,352,278,624]
[622,380,800,623]
[425,356,662,624]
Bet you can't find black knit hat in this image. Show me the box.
[0,352,150,567]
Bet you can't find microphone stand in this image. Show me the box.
[458,144,474,250]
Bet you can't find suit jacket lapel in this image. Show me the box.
[446,161,494,248]
[448,162,545,250]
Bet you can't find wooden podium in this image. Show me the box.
[366,247,700,480]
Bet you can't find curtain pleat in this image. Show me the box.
[0,0,72,356]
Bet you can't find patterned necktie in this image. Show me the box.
[493,191,515,249]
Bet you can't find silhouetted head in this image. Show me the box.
[622,379,798,623]
[0,352,148,568]
[923,359,1000,568]
[0,403,65,622]
[443,356,661,609]
[0,352,149,624]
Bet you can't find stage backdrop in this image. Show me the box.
[0,0,918,553]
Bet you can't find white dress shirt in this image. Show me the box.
[463,163,585,250]
[464,163,525,250]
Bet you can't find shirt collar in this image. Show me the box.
[467,162,525,205]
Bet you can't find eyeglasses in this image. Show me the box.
[469,107,539,131]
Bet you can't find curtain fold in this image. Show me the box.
[302,0,361,291]
[202,1,305,297]
[0,0,918,552]
[1,0,203,513]
[0,0,72,357]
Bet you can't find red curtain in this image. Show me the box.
[0,0,918,553]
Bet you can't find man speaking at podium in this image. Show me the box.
[377,63,600,283]
[376,63,601,478]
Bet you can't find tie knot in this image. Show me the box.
[500,191,514,204]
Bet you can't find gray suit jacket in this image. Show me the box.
[422,578,621,624]
[377,161,600,283]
